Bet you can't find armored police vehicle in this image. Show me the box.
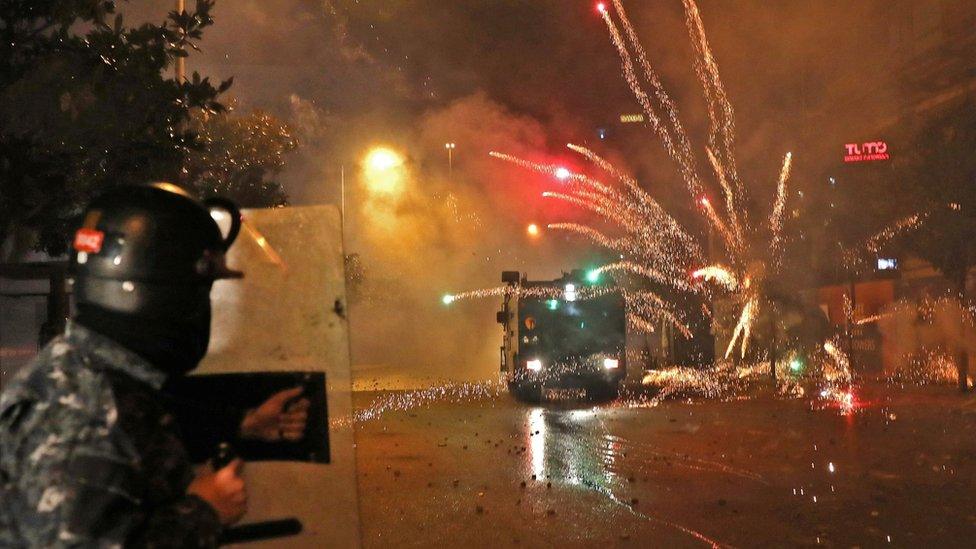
[497,270,626,402]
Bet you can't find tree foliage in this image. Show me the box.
[0,0,246,257]
[184,108,295,208]
[888,102,976,292]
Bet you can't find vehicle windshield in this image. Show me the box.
[519,292,625,359]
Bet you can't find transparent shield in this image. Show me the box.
[196,205,360,547]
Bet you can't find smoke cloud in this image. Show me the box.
[112,0,931,387]
[343,93,591,388]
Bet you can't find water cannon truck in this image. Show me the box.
[497,269,626,402]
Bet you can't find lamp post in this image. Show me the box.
[445,142,456,176]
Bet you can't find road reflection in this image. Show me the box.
[522,406,726,548]
[525,407,616,490]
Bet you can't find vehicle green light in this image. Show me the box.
[586,269,601,283]
[546,299,559,310]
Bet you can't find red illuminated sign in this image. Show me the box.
[73,229,104,253]
[844,141,889,163]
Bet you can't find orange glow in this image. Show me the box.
[527,223,541,237]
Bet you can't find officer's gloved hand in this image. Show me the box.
[188,459,248,525]
[240,387,310,442]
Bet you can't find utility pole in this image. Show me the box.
[173,0,188,185]
[340,165,346,233]
[769,310,777,382]
[175,0,186,83]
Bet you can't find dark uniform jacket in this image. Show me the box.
[0,322,222,547]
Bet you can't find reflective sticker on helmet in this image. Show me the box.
[74,229,104,253]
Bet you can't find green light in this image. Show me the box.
[442,294,455,305]
[586,269,601,283]
[789,358,803,373]
[546,299,559,310]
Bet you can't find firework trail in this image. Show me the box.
[840,211,929,271]
[597,261,697,293]
[691,265,738,291]
[705,147,744,248]
[454,0,795,357]
[592,0,795,355]
[624,289,693,338]
[489,146,706,338]
[600,1,705,210]
[725,297,757,359]
[820,338,857,414]
[444,283,615,307]
[865,212,927,253]
[331,380,505,429]
[768,152,793,260]
[680,0,741,196]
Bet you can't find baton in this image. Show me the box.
[210,443,304,544]
[219,518,304,545]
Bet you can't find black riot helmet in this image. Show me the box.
[70,182,243,320]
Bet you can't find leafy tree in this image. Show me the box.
[889,101,976,390]
[895,103,976,293]
[0,0,229,258]
[184,108,295,208]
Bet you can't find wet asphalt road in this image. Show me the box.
[353,385,976,548]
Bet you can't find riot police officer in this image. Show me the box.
[0,183,308,547]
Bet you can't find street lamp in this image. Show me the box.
[445,142,456,176]
[365,147,403,172]
[362,146,405,197]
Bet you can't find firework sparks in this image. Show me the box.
[331,380,505,429]
[586,0,801,360]
[525,1,793,355]
[692,265,738,291]
[822,339,852,384]
[843,211,928,270]
[864,212,926,254]
[444,283,614,305]
[819,338,858,414]
[768,152,793,260]
[486,144,706,336]
[724,297,757,359]
[457,0,796,367]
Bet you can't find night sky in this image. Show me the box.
[116,0,915,380]
[122,0,904,198]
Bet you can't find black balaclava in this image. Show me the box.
[75,298,212,378]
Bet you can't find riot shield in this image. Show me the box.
[195,205,360,547]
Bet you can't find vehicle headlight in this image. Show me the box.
[527,359,543,372]
[603,358,619,370]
